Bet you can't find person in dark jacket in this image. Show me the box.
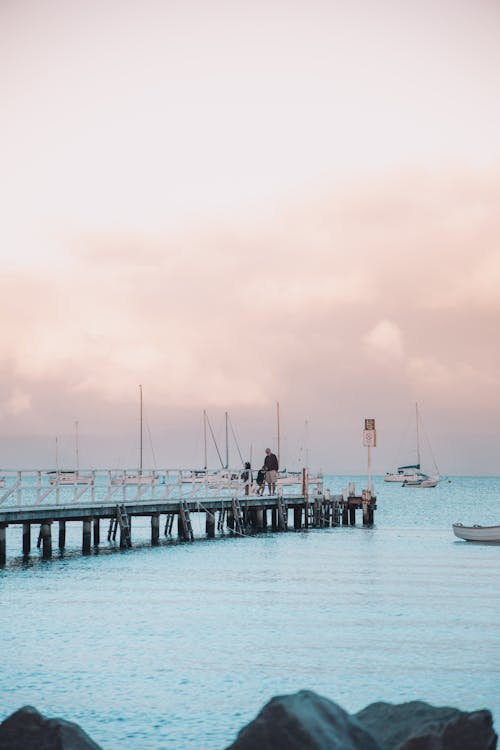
[256,468,266,496]
[241,461,252,495]
[263,447,279,495]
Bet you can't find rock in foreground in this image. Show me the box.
[355,700,497,750]
[0,705,103,750]
[226,689,382,750]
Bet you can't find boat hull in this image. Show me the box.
[452,523,500,542]
[403,477,439,488]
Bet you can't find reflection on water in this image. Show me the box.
[0,476,499,749]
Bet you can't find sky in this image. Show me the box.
[1,0,500,474]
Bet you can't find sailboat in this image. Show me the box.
[47,426,94,485]
[112,385,160,485]
[206,411,245,488]
[274,406,322,488]
[385,403,440,488]
[182,411,215,483]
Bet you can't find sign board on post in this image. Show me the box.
[363,430,377,447]
[363,418,376,447]
[363,418,376,494]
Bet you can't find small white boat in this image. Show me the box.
[111,472,162,486]
[47,471,94,485]
[452,523,500,542]
[181,469,211,484]
[402,473,439,488]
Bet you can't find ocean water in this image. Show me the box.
[0,475,499,748]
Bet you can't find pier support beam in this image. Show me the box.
[93,518,100,546]
[349,506,356,526]
[177,513,188,541]
[41,522,52,559]
[22,523,31,555]
[58,520,66,551]
[82,519,91,554]
[119,516,131,548]
[342,505,349,526]
[206,510,215,538]
[0,525,6,566]
[164,514,174,536]
[151,513,160,545]
[271,508,277,530]
[294,507,302,530]
[255,508,263,530]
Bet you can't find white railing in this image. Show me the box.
[0,468,323,509]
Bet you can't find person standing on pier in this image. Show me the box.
[263,447,279,495]
[241,461,252,495]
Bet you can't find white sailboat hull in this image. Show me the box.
[111,474,161,486]
[50,475,94,485]
[384,471,422,483]
[453,523,500,542]
[402,475,440,488]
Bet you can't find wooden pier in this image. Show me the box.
[0,469,376,565]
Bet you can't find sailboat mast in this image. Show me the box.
[225,411,229,469]
[203,410,208,470]
[415,402,421,468]
[276,401,281,467]
[75,420,79,471]
[139,384,143,473]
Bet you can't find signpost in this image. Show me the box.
[363,418,376,492]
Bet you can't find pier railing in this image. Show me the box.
[0,468,323,510]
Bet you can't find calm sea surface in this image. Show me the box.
[0,475,499,748]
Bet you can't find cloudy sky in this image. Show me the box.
[1,0,499,474]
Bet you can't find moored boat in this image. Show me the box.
[47,470,94,485]
[452,523,500,542]
[111,471,163,486]
[384,464,423,483]
[402,474,439,488]
[386,404,441,487]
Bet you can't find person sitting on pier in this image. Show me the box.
[263,447,279,495]
[256,468,266,495]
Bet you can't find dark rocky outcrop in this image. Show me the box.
[0,693,497,750]
[225,689,382,750]
[0,705,103,750]
[355,700,497,750]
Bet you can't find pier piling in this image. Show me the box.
[0,526,6,566]
[58,520,66,551]
[93,518,100,546]
[22,523,30,555]
[294,507,302,530]
[41,522,52,558]
[206,510,215,538]
[151,513,160,545]
[82,520,91,554]
[255,508,263,530]
[271,508,277,530]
